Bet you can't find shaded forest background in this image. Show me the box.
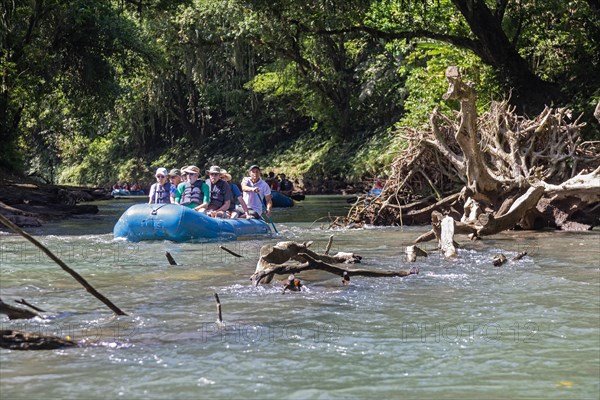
[1,0,599,190]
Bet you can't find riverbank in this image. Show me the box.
[0,167,375,228]
[0,172,110,228]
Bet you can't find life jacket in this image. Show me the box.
[180,180,204,205]
[151,182,171,204]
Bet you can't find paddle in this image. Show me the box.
[259,193,278,234]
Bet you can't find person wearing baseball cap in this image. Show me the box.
[241,164,272,218]
[148,167,171,204]
[168,168,182,203]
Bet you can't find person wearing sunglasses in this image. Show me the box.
[199,165,233,217]
[175,165,209,210]
[148,167,172,204]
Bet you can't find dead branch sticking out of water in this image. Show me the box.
[165,251,178,265]
[0,213,128,316]
[15,298,46,312]
[0,298,39,320]
[219,245,243,258]
[214,293,223,323]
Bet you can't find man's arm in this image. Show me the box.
[265,194,272,215]
[241,178,257,193]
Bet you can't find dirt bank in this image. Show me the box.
[0,172,111,228]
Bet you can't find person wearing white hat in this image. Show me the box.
[148,167,172,204]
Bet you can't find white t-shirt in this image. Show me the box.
[241,177,271,214]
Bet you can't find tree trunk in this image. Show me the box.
[451,0,562,111]
[443,66,500,198]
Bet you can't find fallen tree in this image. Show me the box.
[251,240,417,286]
[349,67,599,238]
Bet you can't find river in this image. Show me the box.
[1,196,599,399]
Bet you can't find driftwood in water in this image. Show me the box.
[251,251,418,286]
[405,245,428,262]
[492,254,508,267]
[348,66,599,237]
[254,240,362,284]
[0,213,127,316]
[214,293,223,323]
[1,330,77,350]
[493,251,528,267]
[165,251,178,265]
[514,251,528,261]
[0,298,39,320]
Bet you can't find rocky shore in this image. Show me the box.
[0,173,111,228]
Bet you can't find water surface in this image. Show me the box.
[1,196,598,399]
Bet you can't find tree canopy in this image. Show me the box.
[1,0,598,185]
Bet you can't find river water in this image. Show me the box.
[1,196,598,399]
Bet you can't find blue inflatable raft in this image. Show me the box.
[271,191,294,207]
[113,204,272,242]
[112,189,145,197]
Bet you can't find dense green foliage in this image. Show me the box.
[1,0,598,187]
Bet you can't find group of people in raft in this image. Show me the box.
[148,164,275,219]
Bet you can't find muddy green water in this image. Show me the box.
[1,196,599,399]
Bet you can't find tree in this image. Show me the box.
[363,0,600,113]
[0,0,155,175]
[242,0,387,139]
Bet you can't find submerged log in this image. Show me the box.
[0,298,39,320]
[1,330,77,350]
